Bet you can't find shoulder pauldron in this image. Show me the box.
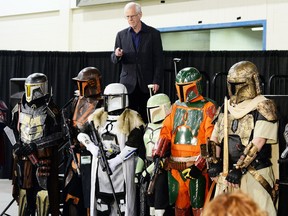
[257,99,278,122]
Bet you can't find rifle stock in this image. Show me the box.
[89,121,112,175]
[147,157,160,195]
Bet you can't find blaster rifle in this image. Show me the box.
[61,109,81,176]
[89,121,112,175]
[89,121,121,215]
[147,157,161,195]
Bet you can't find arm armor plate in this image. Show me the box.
[236,142,258,169]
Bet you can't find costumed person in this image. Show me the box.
[0,100,8,178]
[153,67,217,216]
[280,123,288,160]
[11,73,62,216]
[62,67,103,216]
[135,92,172,216]
[208,61,278,216]
[77,83,145,216]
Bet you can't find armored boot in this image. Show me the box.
[175,207,190,216]
[155,209,165,216]
[192,208,202,216]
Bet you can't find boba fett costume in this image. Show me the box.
[11,73,61,216]
[153,67,217,216]
[209,61,278,216]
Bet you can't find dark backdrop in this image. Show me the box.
[0,50,288,216]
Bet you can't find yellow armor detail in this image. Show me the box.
[36,190,50,216]
[19,112,46,143]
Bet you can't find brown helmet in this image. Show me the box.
[73,67,102,97]
[227,61,262,104]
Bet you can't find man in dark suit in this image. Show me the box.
[111,1,164,123]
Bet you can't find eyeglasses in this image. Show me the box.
[125,14,139,20]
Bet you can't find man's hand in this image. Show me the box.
[14,142,36,157]
[225,168,242,187]
[208,161,223,178]
[115,47,123,58]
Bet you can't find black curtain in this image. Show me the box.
[0,50,288,216]
[1,50,288,109]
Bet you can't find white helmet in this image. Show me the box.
[147,93,171,124]
[103,83,128,113]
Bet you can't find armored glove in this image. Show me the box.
[108,155,123,173]
[208,160,223,178]
[108,145,137,173]
[182,165,202,179]
[14,142,36,157]
[225,168,242,185]
[77,132,99,156]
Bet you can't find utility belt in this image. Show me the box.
[250,158,272,170]
[165,157,196,171]
[247,166,278,205]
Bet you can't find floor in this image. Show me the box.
[0,179,18,216]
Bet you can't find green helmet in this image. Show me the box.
[146,93,171,123]
[175,67,202,102]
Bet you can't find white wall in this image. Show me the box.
[0,0,287,51]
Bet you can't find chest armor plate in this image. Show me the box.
[19,104,47,143]
[98,116,126,158]
[218,113,254,147]
[173,106,203,146]
[143,123,162,160]
[72,97,98,131]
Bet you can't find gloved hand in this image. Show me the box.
[225,168,242,185]
[77,133,99,156]
[14,142,36,157]
[140,169,151,184]
[182,165,202,179]
[208,161,223,178]
[108,155,123,173]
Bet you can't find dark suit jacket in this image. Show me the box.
[111,22,164,94]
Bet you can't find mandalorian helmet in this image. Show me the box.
[103,83,128,113]
[147,93,171,124]
[73,67,101,97]
[25,73,48,103]
[175,67,202,102]
[227,61,262,104]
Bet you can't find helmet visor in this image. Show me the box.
[147,105,166,124]
[104,94,128,112]
[175,79,200,102]
[77,81,89,96]
[25,83,46,102]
